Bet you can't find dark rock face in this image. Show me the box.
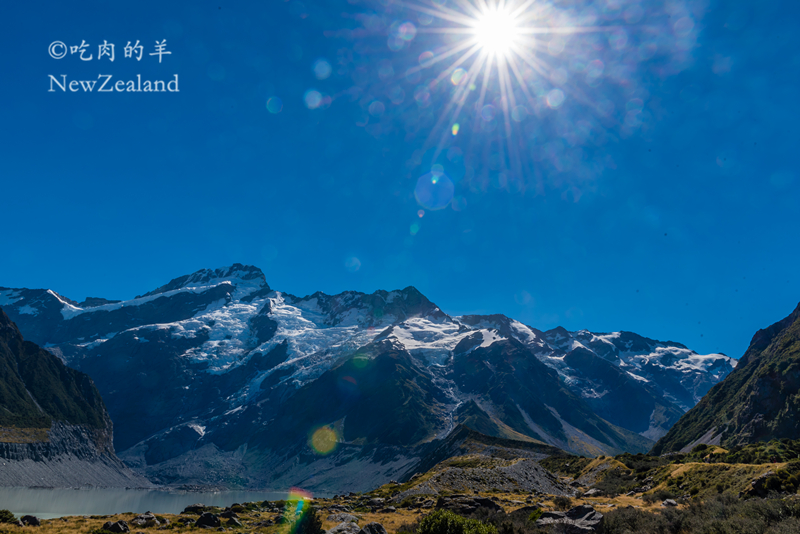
[535,505,604,533]
[195,512,221,528]
[358,523,388,534]
[102,520,130,533]
[652,302,800,454]
[20,515,40,526]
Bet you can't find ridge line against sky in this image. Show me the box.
[1,0,798,360]
[2,260,797,360]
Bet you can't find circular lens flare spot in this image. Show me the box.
[473,8,520,56]
[266,97,283,113]
[450,68,467,85]
[415,171,454,210]
[310,427,338,455]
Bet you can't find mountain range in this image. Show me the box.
[0,264,735,491]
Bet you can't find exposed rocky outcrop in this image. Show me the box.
[535,505,604,533]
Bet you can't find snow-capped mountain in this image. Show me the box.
[0,264,735,491]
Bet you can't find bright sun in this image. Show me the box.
[473,7,521,56]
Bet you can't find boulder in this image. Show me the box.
[178,518,195,526]
[378,507,396,513]
[195,512,221,529]
[219,510,239,519]
[435,495,502,515]
[367,498,385,508]
[327,521,361,534]
[583,489,603,497]
[20,515,40,527]
[535,505,604,533]
[226,517,243,527]
[358,523,388,534]
[507,506,541,522]
[661,499,678,507]
[327,513,358,523]
[182,503,210,515]
[131,513,160,528]
[102,521,130,533]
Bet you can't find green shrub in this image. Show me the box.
[294,506,323,534]
[527,510,543,523]
[0,510,15,524]
[418,510,498,534]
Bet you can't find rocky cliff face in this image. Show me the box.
[0,264,735,490]
[652,302,800,454]
[0,308,149,487]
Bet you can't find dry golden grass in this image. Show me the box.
[0,427,49,443]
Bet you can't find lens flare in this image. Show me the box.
[473,7,520,56]
[310,427,338,455]
[284,487,314,534]
[415,171,454,210]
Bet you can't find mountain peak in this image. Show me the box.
[138,264,269,298]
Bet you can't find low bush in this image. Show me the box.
[417,510,498,534]
[552,496,572,511]
[0,510,14,524]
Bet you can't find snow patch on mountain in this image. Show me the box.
[17,305,38,315]
[59,282,236,320]
[0,290,21,307]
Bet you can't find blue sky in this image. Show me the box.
[1,0,798,359]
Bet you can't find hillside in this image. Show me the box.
[0,307,149,487]
[652,302,800,454]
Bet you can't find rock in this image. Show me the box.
[535,505,604,533]
[131,513,160,528]
[327,521,361,534]
[102,521,130,533]
[20,515,40,527]
[178,518,195,526]
[196,512,222,529]
[421,500,434,509]
[625,491,635,497]
[507,506,541,521]
[219,510,239,519]
[329,505,352,512]
[367,498,385,508]
[327,513,358,523]
[182,503,210,515]
[379,507,396,513]
[583,489,603,497]
[662,499,678,507]
[226,517,243,527]
[358,523,388,534]
[435,495,503,515]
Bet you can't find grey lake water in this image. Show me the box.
[0,487,291,519]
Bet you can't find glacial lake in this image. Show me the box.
[0,487,295,519]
